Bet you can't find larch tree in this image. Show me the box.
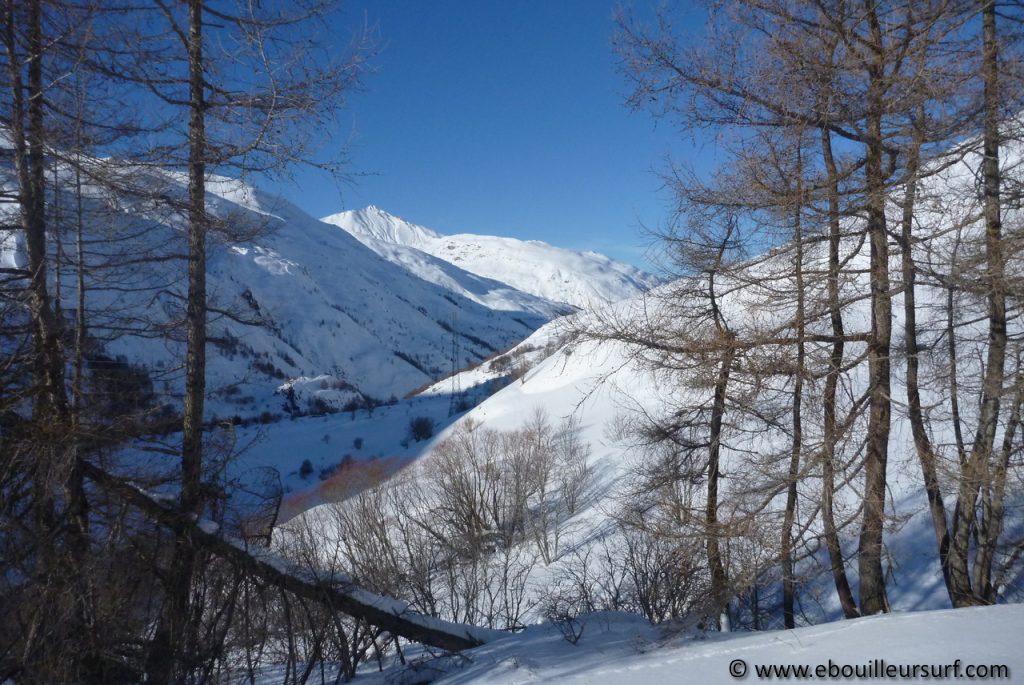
[1,0,371,680]
[614,0,986,618]
[101,2,369,679]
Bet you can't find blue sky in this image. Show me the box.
[263,0,712,270]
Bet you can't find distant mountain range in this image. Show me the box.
[0,167,657,420]
[322,205,661,310]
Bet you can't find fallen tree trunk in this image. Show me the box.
[80,460,498,652]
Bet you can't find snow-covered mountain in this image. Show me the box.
[321,205,660,309]
[272,134,1024,637]
[0,168,566,418]
[317,222,571,320]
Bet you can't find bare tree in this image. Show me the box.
[1,0,371,679]
[613,0,995,619]
[946,0,1023,607]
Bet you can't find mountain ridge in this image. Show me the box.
[321,206,660,309]
[0,168,559,419]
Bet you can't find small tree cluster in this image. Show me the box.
[408,415,436,442]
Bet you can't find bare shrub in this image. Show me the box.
[408,416,436,442]
[320,410,593,633]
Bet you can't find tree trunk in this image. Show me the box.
[948,0,1007,608]
[707,341,734,629]
[819,127,860,619]
[974,362,1022,602]
[899,110,954,605]
[73,161,86,419]
[947,262,967,465]
[182,0,207,521]
[148,1,208,680]
[3,1,89,678]
[782,154,805,629]
[6,0,68,423]
[857,9,892,614]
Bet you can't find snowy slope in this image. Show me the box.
[245,604,1023,683]
[283,133,1024,630]
[0,167,554,418]
[420,143,1024,617]
[321,205,661,309]
[231,392,462,520]
[419,605,1023,684]
[335,229,572,319]
[412,247,993,618]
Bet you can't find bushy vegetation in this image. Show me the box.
[407,415,436,442]
[284,411,593,633]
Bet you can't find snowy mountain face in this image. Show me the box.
[0,167,561,419]
[321,206,661,309]
[278,135,1024,639]
[414,249,1011,617]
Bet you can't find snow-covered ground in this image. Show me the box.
[423,604,1022,684]
[247,604,1022,684]
[322,206,661,309]
[232,391,473,522]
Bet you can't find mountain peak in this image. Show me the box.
[322,206,659,309]
[322,206,443,244]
